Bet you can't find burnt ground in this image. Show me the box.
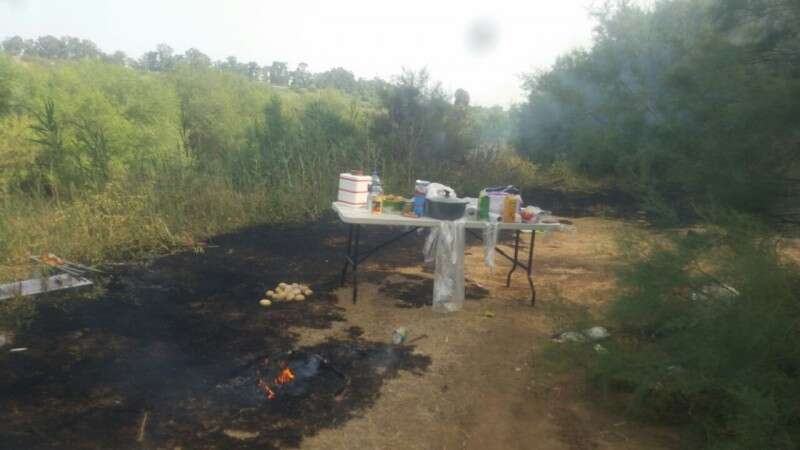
[0,222,433,450]
[0,198,685,449]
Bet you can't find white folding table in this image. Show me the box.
[332,202,564,306]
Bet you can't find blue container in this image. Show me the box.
[413,195,426,217]
[413,180,430,217]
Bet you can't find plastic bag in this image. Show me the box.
[483,221,500,269]
[423,220,465,312]
[425,183,457,200]
[423,228,437,265]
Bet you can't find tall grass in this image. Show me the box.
[0,176,267,280]
[0,150,553,281]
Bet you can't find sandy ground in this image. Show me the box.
[292,217,679,450]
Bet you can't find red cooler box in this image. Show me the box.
[337,173,371,207]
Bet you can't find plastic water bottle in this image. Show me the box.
[371,170,383,195]
[369,170,383,214]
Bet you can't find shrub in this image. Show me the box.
[589,214,800,448]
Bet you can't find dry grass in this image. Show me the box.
[0,178,288,283]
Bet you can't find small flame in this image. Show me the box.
[275,367,295,384]
[256,364,296,400]
[257,379,276,400]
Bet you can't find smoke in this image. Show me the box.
[0,0,27,7]
[465,18,499,55]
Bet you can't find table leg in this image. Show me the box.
[527,230,536,306]
[505,230,521,287]
[352,225,361,304]
[340,224,354,286]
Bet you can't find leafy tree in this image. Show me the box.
[1,36,28,56]
[473,105,512,148]
[33,35,66,59]
[290,62,313,89]
[217,56,243,75]
[714,0,800,68]
[171,64,268,169]
[259,65,272,84]
[315,67,358,93]
[446,88,477,158]
[372,69,478,183]
[453,88,470,109]
[139,43,175,72]
[268,61,290,86]
[514,0,800,221]
[61,37,102,59]
[245,62,261,81]
[183,48,211,69]
[106,50,129,66]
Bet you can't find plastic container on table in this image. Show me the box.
[382,197,406,214]
[367,170,384,214]
[413,180,430,217]
[338,173,372,207]
[478,192,491,220]
[370,195,384,214]
[427,191,468,220]
[502,194,521,223]
[488,191,508,215]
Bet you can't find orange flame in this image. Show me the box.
[275,367,295,385]
[257,362,296,400]
[257,379,276,400]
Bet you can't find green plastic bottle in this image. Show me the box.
[478,190,490,220]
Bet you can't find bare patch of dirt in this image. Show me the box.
[299,217,679,450]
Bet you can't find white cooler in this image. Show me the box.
[337,173,371,207]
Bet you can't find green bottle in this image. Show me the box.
[478,191,490,220]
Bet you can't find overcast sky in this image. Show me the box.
[0,0,606,106]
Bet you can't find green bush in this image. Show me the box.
[589,214,800,448]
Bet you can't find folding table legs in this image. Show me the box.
[464,228,538,305]
[352,225,360,303]
[527,231,536,305]
[340,224,537,306]
[339,224,361,303]
[340,225,422,304]
[505,230,521,287]
[503,230,537,306]
[340,224,354,286]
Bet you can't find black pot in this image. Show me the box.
[427,191,468,220]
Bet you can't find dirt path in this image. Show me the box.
[297,218,678,450]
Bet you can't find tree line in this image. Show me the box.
[0,35,388,95]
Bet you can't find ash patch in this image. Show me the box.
[199,340,430,449]
[0,220,431,450]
